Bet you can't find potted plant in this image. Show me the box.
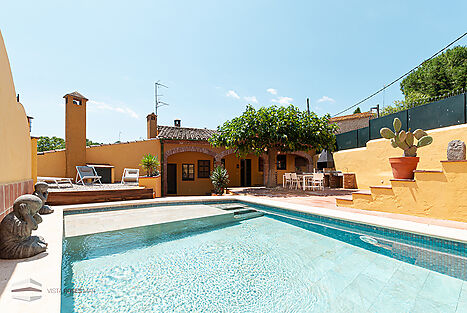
[210,165,230,195]
[380,118,433,179]
[138,154,161,197]
[139,154,160,177]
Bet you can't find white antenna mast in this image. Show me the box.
[154,81,170,115]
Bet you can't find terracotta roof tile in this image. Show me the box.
[157,125,216,141]
[329,111,376,122]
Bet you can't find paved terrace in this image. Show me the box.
[231,186,467,231]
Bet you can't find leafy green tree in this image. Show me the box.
[37,136,65,152]
[381,91,428,116]
[209,104,338,187]
[353,107,361,114]
[37,136,102,152]
[86,139,102,146]
[381,46,467,116]
[400,46,466,98]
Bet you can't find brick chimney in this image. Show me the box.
[174,119,181,127]
[147,113,158,139]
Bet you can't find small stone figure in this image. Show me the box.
[0,195,47,259]
[33,182,54,215]
[447,140,466,161]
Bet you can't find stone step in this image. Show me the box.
[233,211,263,220]
[233,208,258,215]
[213,203,247,210]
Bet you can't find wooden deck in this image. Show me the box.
[47,187,154,205]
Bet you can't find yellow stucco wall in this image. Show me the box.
[334,123,467,189]
[37,150,66,178]
[222,153,263,187]
[167,151,214,196]
[86,140,161,181]
[0,30,32,184]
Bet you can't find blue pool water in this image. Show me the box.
[62,202,467,312]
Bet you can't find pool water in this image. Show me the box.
[62,214,467,313]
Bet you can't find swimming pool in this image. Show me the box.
[61,201,467,312]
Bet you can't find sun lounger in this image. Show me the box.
[37,176,73,188]
[75,165,102,185]
[121,168,140,184]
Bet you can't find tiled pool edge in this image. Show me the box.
[238,196,467,244]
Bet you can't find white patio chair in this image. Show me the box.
[303,173,314,191]
[283,173,292,188]
[312,173,324,191]
[290,173,301,189]
[121,168,140,185]
[75,166,102,186]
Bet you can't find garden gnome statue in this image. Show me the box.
[447,140,466,161]
[33,182,54,215]
[0,195,47,259]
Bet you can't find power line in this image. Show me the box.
[332,32,467,117]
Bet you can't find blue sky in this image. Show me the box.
[1,0,466,143]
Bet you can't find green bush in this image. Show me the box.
[139,154,160,177]
[210,166,230,195]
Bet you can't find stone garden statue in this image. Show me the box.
[0,194,47,259]
[33,182,54,215]
[447,140,466,161]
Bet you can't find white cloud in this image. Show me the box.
[267,88,277,95]
[88,100,139,119]
[271,96,294,105]
[244,96,258,104]
[317,96,335,103]
[226,90,240,99]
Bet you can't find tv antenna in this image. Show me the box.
[154,81,170,115]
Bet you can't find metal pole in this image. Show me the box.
[155,82,158,115]
[307,98,310,114]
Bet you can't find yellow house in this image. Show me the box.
[38,93,317,196]
[0,30,36,221]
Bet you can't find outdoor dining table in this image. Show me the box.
[297,173,314,190]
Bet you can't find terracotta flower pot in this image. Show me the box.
[389,157,419,179]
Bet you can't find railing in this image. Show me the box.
[335,92,467,151]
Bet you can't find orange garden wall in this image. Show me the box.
[37,150,66,178]
[0,30,33,220]
[85,139,161,181]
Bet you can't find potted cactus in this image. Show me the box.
[380,118,433,179]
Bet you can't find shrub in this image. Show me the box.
[139,154,160,177]
[210,166,229,195]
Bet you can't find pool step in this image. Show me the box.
[211,203,264,221]
[213,203,248,210]
[233,209,263,220]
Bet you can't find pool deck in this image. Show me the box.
[1,194,467,313]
